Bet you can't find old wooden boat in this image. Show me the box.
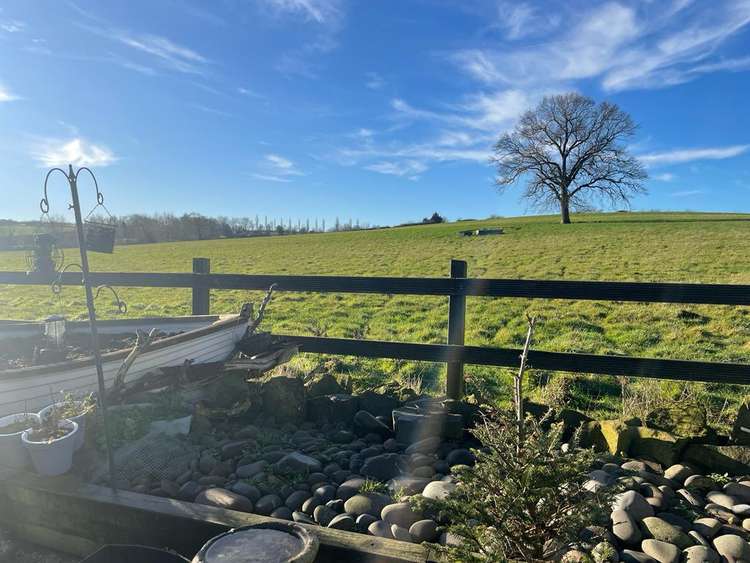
[0,312,252,416]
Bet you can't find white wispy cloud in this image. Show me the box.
[238,87,264,98]
[365,72,385,90]
[653,172,675,181]
[251,173,292,183]
[32,138,118,168]
[253,153,304,182]
[365,160,427,179]
[0,83,19,102]
[494,2,560,40]
[189,103,232,117]
[114,32,209,74]
[671,189,705,197]
[639,145,750,166]
[258,0,342,25]
[258,0,343,78]
[452,1,750,92]
[1,20,25,33]
[391,89,535,134]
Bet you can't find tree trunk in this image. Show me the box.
[560,197,571,224]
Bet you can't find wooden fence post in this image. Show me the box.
[447,259,467,399]
[192,258,211,315]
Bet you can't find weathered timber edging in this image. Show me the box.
[0,472,436,562]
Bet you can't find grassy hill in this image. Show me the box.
[1,211,749,422]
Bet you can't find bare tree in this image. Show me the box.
[493,93,647,224]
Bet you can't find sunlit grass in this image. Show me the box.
[1,211,749,418]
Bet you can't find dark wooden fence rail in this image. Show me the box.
[2,258,750,396]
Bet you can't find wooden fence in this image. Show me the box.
[2,258,750,397]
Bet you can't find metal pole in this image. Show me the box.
[66,165,117,489]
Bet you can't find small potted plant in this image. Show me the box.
[0,412,40,470]
[22,407,79,476]
[38,392,96,450]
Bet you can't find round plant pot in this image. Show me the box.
[38,401,88,450]
[22,419,78,476]
[191,522,319,563]
[0,413,40,471]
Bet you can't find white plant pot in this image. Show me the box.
[22,419,78,476]
[38,401,88,450]
[0,413,40,471]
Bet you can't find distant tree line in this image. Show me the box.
[0,213,381,248]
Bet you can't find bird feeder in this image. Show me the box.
[84,221,116,254]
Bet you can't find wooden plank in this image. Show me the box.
[2,270,749,305]
[0,473,434,562]
[446,259,467,400]
[276,335,750,385]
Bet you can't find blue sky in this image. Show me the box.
[1,0,749,225]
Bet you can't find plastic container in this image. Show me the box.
[81,544,190,562]
[191,523,319,563]
[22,419,78,476]
[0,413,40,471]
[39,401,88,450]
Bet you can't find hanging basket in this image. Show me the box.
[85,221,116,253]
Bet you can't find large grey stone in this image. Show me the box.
[390,524,412,543]
[356,514,378,533]
[236,460,267,479]
[194,488,253,513]
[405,437,441,456]
[683,546,719,563]
[344,493,391,517]
[306,394,359,425]
[221,440,254,459]
[258,375,306,422]
[619,550,655,563]
[284,490,311,511]
[387,476,431,496]
[663,464,694,484]
[422,480,456,501]
[361,454,402,481]
[354,410,392,437]
[313,504,337,526]
[640,517,692,549]
[229,482,261,502]
[381,502,421,529]
[270,507,293,520]
[641,539,679,563]
[368,520,393,538]
[612,509,641,547]
[305,372,347,398]
[358,391,399,419]
[682,445,750,476]
[292,511,315,525]
[726,482,750,504]
[336,478,366,501]
[613,490,654,521]
[409,519,439,543]
[693,518,722,540]
[712,534,750,561]
[328,514,356,531]
[177,481,202,502]
[706,491,736,509]
[254,494,282,515]
[276,451,322,474]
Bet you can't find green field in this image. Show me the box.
[1,212,749,423]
